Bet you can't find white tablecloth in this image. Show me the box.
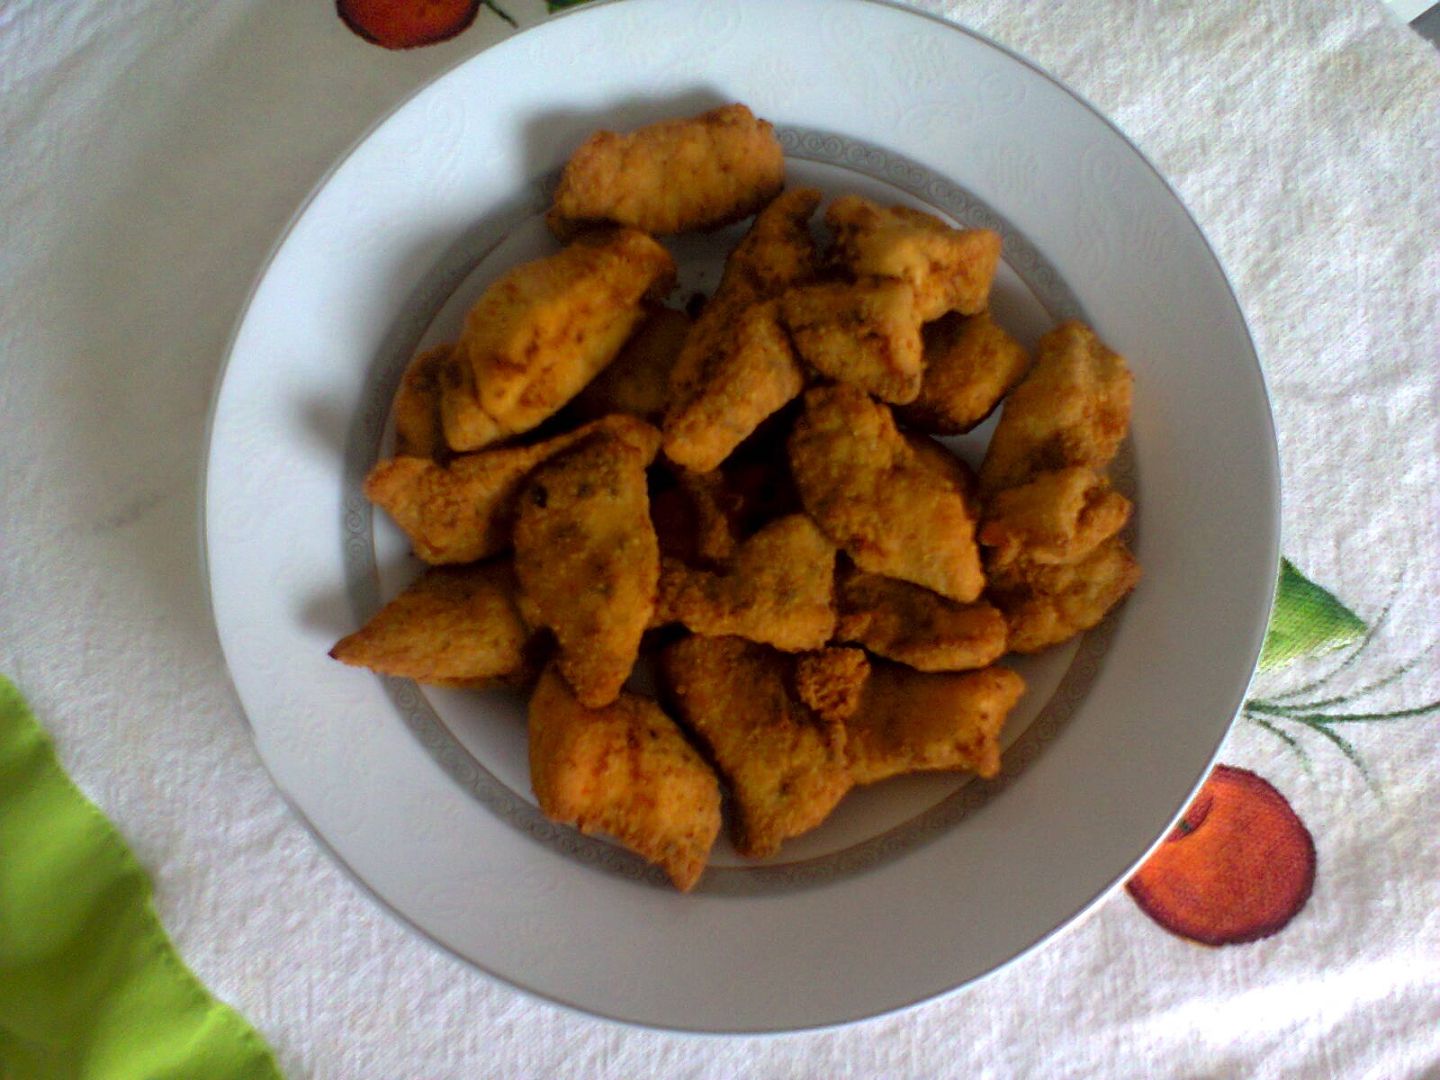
[2,1,1437,1075]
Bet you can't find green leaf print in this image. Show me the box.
[1259,558,1367,672]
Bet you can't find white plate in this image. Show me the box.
[204,0,1279,1032]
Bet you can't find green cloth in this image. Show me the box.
[0,676,282,1080]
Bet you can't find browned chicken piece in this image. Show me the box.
[979,466,1132,572]
[365,415,660,565]
[649,468,742,569]
[329,561,538,688]
[780,279,924,404]
[661,635,852,858]
[528,667,721,892]
[979,321,1134,493]
[788,384,984,602]
[569,306,692,424]
[835,569,1008,672]
[547,104,786,238]
[846,663,1025,784]
[656,514,837,651]
[513,431,660,707]
[895,312,1031,435]
[903,431,982,518]
[794,647,871,724]
[987,536,1141,653]
[442,229,676,452]
[825,195,1002,321]
[663,188,821,471]
[392,344,452,459]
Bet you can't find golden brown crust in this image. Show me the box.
[979,466,1133,572]
[845,663,1025,784]
[895,312,1031,435]
[392,344,453,459]
[569,306,692,424]
[548,104,786,237]
[660,635,851,858]
[794,647,871,724]
[364,414,660,565]
[987,536,1142,653]
[780,279,924,404]
[529,667,720,891]
[513,432,660,707]
[835,569,1008,672]
[788,385,984,602]
[329,561,537,686]
[979,320,1133,493]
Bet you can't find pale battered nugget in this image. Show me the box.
[836,569,1008,672]
[569,306,692,423]
[548,104,785,238]
[514,431,659,707]
[528,667,721,891]
[987,536,1141,654]
[661,636,852,858]
[663,189,821,471]
[788,385,984,602]
[979,466,1132,572]
[846,663,1025,784]
[657,515,836,651]
[825,195,1002,321]
[365,415,660,564]
[329,561,537,688]
[780,279,924,404]
[443,229,676,451]
[895,312,1031,435]
[392,344,452,459]
[794,647,871,724]
[979,321,1133,493]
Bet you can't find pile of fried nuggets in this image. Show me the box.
[330,104,1142,891]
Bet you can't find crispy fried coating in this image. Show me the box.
[329,561,536,687]
[649,468,741,569]
[780,279,924,404]
[392,344,452,459]
[514,431,659,707]
[895,312,1031,435]
[836,569,1008,672]
[987,536,1141,653]
[442,229,676,451]
[979,466,1132,572]
[788,385,984,602]
[661,636,851,858]
[547,104,786,238]
[904,431,981,518]
[657,515,836,651]
[570,305,692,424]
[979,321,1133,493]
[825,196,1002,321]
[662,189,821,471]
[846,663,1025,784]
[365,415,660,564]
[528,667,721,891]
[794,647,871,724]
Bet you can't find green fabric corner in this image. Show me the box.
[0,676,283,1080]
[1259,558,1368,671]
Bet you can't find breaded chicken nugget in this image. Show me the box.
[649,467,742,569]
[329,561,537,688]
[979,321,1133,493]
[443,229,676,451]
[661,635,851,858]
[529,667,721,891]
[794,647,871,724]
[657,514,837,651]
[570,306,692,423]
[780,279,924,404]
[788,385,984,602]
[846,663,1025,784]
[825,196,1002,321]
[987,536,1142,654]
[365,415,660,565]
[392,343,452,459]
[547,104,785,238]
[979,466,1132,572]
[514,431,659,707]
[835,569,1007,672]
[895,312,1031,435]
[663,189,821,471]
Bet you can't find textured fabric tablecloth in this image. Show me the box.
[2,0,1437,1076]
